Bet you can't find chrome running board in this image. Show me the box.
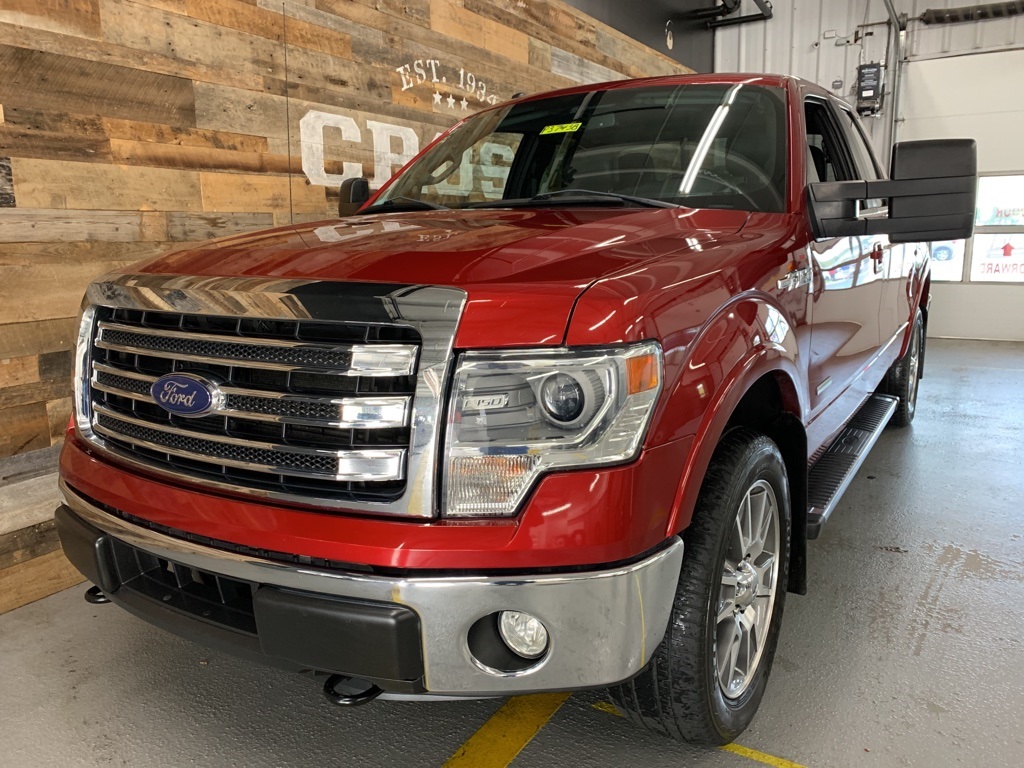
[806,394,899,539]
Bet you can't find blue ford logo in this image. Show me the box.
[150,373,223,418]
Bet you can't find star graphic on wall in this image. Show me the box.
[446,94,456,109]
[433,90,442,105]
[460,97,469,111]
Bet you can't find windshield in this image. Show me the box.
[370,83,788,213]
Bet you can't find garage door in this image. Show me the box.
[900,48,1024,341]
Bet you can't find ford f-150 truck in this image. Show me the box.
[55,74,977,745]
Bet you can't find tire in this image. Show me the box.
[881,308,924,428]
[608,429,791,745]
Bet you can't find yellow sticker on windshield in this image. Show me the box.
[540,122,582,135]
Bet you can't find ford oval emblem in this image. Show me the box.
[150,373,223,418]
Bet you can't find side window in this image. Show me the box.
[837,108,883,210]
[837,109,882,182]
[804,100,853,184]
[805,99,884,210]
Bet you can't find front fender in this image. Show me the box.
[660,297,805,536]
[899,247,931,358]
[567,280,806,538]
[666,354,803,537]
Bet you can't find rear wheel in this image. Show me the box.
[881,308,924,427]
[608,430,791,745]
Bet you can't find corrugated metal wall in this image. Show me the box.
[714,0,1024,148]
[903,1,1023,59]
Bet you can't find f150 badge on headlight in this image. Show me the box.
[462,394,510,410]
[150,373,225,418]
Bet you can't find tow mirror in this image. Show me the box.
[807,139,977,243]
[338,177,370,216]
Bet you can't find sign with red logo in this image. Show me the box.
[970,234,1024,283]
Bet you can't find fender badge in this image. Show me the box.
[778,267,812,291]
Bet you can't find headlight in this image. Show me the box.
[73,305,98,439]
[443,342,663,517]
[539,373,583,422]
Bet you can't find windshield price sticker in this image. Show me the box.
[540,122,582,135]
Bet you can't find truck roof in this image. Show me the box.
[512,72,799,105]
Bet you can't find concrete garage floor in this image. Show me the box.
[1,339,1022,768]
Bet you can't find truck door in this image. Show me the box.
[834,105,907,355]
[804,98,885,423]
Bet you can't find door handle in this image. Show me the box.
[870,242,884,273]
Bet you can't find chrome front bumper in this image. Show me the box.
[59,481,684,696]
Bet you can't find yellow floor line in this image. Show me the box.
[443,693,571,768]
[592,700,624,717]
[720,743,807,768]
[591,702,807,768]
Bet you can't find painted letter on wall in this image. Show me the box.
[299,111,364,187]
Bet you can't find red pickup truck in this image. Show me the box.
[56,74,976,745]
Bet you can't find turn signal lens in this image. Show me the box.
[626,353,660,395]
[446,455,540,517]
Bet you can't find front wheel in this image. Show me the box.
[608,429,791,745]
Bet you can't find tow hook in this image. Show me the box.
[322,674,384,706]
[84,585,111,604]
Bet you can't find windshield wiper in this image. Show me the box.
[363,196,449,212]
[531,189,677,208]
[467,189,677,209]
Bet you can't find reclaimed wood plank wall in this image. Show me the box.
[0,0,688,612]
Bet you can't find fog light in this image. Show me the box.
[498,611,548,659]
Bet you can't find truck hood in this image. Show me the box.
[136,207,751,347]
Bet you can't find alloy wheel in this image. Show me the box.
[715,479,781,699]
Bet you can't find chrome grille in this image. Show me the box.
[225,393,346,422]
[96,322,418,375]
[76,275,466,518]
[93,407,404,480]
[86,305,419,506]
[92,366,410,428]
[95,411,338,475]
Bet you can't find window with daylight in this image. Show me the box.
[968,174,1024,284]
